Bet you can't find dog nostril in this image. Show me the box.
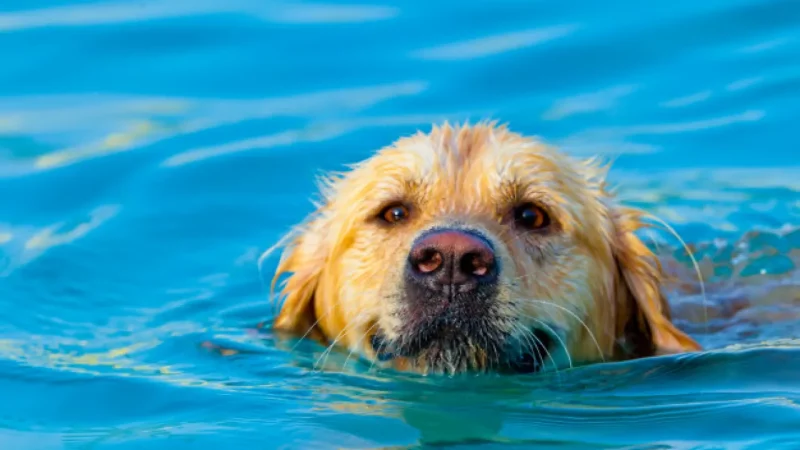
[415,248,443,274]
[460,251,495,278]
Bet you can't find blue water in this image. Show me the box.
[1,1,799,448]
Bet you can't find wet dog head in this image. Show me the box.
[270,123,700,375]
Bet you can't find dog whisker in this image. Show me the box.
[288,296,341,353]
[510,322,549,374]
[367,338,388,373]
[528,317,573,369]
[258,228,307,316]
[523,300,606,362]
[343,321,381,371]
[642,212,709,334]
[313,312,370,371]
[288,286,383,354]
[523,326,563,384]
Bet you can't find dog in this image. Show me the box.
[269,122,701,375]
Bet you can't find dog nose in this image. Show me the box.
[407,229,497,290]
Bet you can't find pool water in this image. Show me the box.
[1,0,799,448]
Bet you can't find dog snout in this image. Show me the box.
[407,229,498,291]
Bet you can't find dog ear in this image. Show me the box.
[610,207,702,359]
[270,214,328,341]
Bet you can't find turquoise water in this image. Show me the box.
[1,0,799,448]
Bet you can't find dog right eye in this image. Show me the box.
[378,203,410,224]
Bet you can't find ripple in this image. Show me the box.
[0,204,120,276]
[160,113,458,167]
[411,25,578,61]
[727,76,764,91]
[739,37,790,54]
[162,124,356,168]
[660,90,713,108]
[542,84,638,121]
[0,81,428,173]
[0,0,397,32]
[265,3,398,24]
[553,110,765,157]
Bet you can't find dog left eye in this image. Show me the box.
[513,203,551,230]
[379,204,410,224]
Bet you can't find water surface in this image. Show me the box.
[1,0,799,448]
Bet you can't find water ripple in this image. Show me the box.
[0,0,397,32]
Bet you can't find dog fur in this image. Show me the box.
[269,122,701,375]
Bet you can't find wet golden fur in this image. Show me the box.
[269,122,701,375]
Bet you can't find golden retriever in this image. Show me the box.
[269,122,701,375]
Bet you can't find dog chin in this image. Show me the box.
[371,320,555,375]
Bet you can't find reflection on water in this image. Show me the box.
[0,81,432,173]
[0,0,799,448]
[412,24,579,61]
[0,0,399,32]
[0,204,120,276]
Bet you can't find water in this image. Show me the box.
[0,0,799,448]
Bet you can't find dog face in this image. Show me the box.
[271,123,700,375]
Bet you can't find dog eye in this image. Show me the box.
[379,203,410,224]
[513,203,550,230]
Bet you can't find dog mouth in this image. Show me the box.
[369,326,556,375]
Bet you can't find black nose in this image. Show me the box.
[407,229,498,292]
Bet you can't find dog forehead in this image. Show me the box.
[379,123,559,181]
[337,123,596,223]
